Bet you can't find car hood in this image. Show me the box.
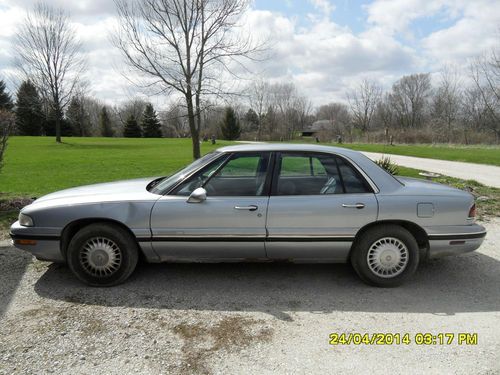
[33,177,160,205]
[396,176,471,197]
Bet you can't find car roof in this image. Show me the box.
[216,143,359,156]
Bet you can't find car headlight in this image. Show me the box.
[19,212,34,227]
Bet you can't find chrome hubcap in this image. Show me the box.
[367,237,408,278]
[79,237,122,277]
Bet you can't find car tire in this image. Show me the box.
[67,223,139,287]
[351,225,419,287]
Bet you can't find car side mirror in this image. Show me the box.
[187,187,207,203]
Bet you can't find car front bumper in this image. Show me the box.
[9,221,64,263]
[426,223,487,259]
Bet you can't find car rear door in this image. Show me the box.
[265,151,378,261]
[149,152,271,260]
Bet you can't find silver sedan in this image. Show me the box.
[10,144,486,287]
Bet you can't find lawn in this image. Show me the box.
[0,137,498,233]
[300,140,500,166]
[0,137,233,197]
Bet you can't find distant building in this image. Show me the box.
[300,120,333,137]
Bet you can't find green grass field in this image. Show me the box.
[0,137,233,197]
[0,137,497,234]
[299,140,500,166]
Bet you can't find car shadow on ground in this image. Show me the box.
[33,251,500,321]
[0,247,32,319]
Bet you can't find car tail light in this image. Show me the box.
[468,204,476,219]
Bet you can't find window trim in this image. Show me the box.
[165,152,230,195]
[270,151,379,196]
[334,157,346,193]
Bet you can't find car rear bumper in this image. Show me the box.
[426,224,486,259]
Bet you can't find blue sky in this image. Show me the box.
[256,0,460,36]
[0,0,498,106]
[255,0,367,31]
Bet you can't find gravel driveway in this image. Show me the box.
[361,152,500,188]
[1,220,499,374]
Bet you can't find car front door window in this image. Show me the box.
[174,153,270,196]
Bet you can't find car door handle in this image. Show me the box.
[342,203,365,209]
[234,205,258,211]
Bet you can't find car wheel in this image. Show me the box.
[351,225,419,287]
[67,223,139,287]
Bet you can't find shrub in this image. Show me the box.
[375,156,399,175]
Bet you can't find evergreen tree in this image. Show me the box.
[44,107,73,136]
[0,79,13,111]
[99,107,114,137]
[244,108,259,131]
[15,80,44,135]
[220,106,241,140]
[123,114,142,137]
[66,96,89,136]
[141,103,162,138]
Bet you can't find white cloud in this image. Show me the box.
[240,9,418,104]
[309,0,335,16]
[2,0,115,16]
[365,0,451,35]
[0,0,498,107]
[422,0,500,66]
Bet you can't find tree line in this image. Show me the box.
[0,80,162,138]
[243,62,500,145]
[0,0,499,159]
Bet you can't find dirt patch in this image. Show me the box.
[173,316,273,374]
[0,197,33,211]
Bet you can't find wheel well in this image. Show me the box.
[351,220,429,258]
[60,218,144,261]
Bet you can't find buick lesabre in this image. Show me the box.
[10,144,486,287]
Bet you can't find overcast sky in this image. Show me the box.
[0,0,499,108]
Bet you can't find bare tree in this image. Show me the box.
[0,110,15,173]
[431,66,462,142]
[247,79,270,140]
[316,102,351,137]
[81,96,107,136]
[162,102,189,137]
[293,94,312,136]
[114,0,261,158]
[471,50,500,143]
[264,82,309,140]
[347,79,382,132]
[15,2,85,143]
[389,73,431,129]
[461,87,489,144]
[116,99,149,126]
[374,94,394,127]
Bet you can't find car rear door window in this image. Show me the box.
[276,153,341,195]
[275,152,372,195]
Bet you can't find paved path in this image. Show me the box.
[362,152,500,188]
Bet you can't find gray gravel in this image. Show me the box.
[361,151,500,188]
[1,220,499,375]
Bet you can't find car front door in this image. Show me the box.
[150,152,271,260]
[265,151,378,261]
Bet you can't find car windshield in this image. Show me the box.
[148,152,221,195]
